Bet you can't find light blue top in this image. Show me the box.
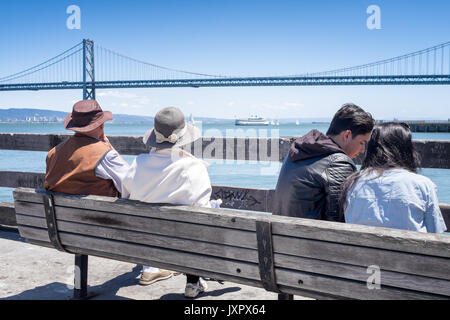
[344,168,447,233]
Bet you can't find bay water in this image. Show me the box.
[0,122,449,205]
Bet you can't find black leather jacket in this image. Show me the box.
[272,130,356,222]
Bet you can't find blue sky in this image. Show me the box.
[0,0,449,119]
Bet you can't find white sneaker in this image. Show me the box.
[184,278,208,298]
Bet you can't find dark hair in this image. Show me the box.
[326,103,375,137]
[339,122,421,217]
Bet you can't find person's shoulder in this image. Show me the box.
[104,148,119,158]
[172,154,208,176]
[82,138,112,155]
[47,145,56,156]
[387,169,436,188]
[328,152,356,168]
[181,156,209,170]
[127,152,153,167]
[412,171,436,188]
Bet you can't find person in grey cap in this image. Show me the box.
[121,106,220,298]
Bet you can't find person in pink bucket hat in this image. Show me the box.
[45,100,129,197]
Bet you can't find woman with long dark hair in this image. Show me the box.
[340,122,446,233]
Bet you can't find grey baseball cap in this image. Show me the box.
[143,107,201,149]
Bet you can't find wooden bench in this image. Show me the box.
[13,187,450,300]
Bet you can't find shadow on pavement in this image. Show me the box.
[0,227,244,300]
[0,226,25,243]
[2,265,142,300]
[160,284,241,300]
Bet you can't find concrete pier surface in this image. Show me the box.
[0,227,310,301]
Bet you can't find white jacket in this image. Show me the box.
[121,148,212,207]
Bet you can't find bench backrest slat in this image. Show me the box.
[13,188,450,257]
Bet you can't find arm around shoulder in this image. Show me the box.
[95,149,130,195]
[323,154,356,222]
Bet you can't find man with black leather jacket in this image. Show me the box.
[272,103,375,222]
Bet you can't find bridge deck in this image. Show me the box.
[1,75,450,91]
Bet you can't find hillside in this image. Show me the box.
[0,108,233,123]
[0,108,154,123]
[0,108,67,122]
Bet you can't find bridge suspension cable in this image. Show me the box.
[300,41,450,77]
[0,42,84,84]
[95,44,223,81]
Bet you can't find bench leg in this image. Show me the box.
[72,254,94,300]
[278,293,294,300]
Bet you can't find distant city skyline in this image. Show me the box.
[0,0,449,119]
[1,107,448,123]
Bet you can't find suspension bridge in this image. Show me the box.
[0,39,449,100]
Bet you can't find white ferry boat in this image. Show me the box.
[235,115,269,126]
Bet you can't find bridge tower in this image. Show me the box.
[82,39,95,100]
